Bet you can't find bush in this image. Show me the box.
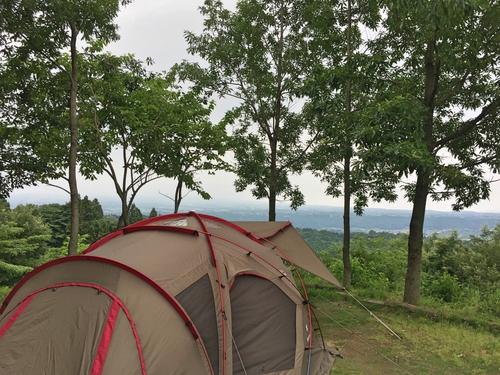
[423,271,463,303]
[309,227,500,319]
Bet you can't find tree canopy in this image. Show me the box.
[78,53,229,225]
[184,0,340,220]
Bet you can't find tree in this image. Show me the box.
[184,0,335,221]
[79,53,228,224]
[37,203,71,248]
[149,208,158,218]
[142,73,230,213]
[303,0,397,287]
[78,53,162,228]
[128,204,143,224]
[0,199,51,286]
[0,0,132,255]
[364,0,500,304]
[79,196,114,243]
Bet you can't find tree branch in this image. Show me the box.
[435,72,469,107]
[433,97,500,149]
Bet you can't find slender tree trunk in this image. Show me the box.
[342,0,353,287]
[267,0,285,223]
[403,172,430,304]
[68,24,79,255]
[117,194,129,228]
[269,142,277,222]
[342,156,352,287]
[174,179,183,213]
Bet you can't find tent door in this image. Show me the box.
[229,275,296,375]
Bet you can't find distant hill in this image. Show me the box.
[8,192,499,237]
[108,200,500,237]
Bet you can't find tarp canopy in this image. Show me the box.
[0,212,340,375]
[235,221,343,288]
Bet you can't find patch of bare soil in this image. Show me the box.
[327,327,410,375]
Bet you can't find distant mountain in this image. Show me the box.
[9,192,499,237]
[109,200,500,237]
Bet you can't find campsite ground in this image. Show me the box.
[2,287,499,374]
[314,293,500,375]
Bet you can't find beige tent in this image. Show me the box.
[0,212,340,374]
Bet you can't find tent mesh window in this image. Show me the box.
[160,218,188,227]
[230,275,296,375]
[175,274,219,374]
[202,219,223,229]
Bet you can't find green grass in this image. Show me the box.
[309,288,500,375]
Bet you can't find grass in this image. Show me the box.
[309,288,500,375]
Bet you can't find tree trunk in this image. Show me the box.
[403,37,439,304]
[342,157,352,287]
[117,194,129,229]
[269,145,277,222]
[174,179,183,213]
[403,172,430,304]
[342,0,353,288]
[68,24,79,256]
[267,2,285,223]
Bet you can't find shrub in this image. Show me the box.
[423,271,463,303]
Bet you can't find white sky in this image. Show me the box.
[7,0,500,213]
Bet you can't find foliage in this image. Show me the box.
[0,52,71,197]
[302,226,500,317]
[128,204,144,224]
[36,197,113,246]
[358,0,500,304]
[0,199,51,286]
[422,227,500,313]
[36,203,71,248]
[298,228,344,253]
[184,0,338,220]
[149,208,158,218]
[0,286,10,304]
[0,0,133,254]
[79,196,115,243]
[320,234,408,299]
[299,227,399,254]
[0,121,46,198]
[39,234,91,265]
[78,53,228,225]
[423,270,463,303]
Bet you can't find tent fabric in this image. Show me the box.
[0,212,340,375]
[234,221,343,288]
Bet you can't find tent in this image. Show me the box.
[0,212,341,374]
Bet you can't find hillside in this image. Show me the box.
[119,202,500,237]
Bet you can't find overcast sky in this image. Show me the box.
[7,0,500,214]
